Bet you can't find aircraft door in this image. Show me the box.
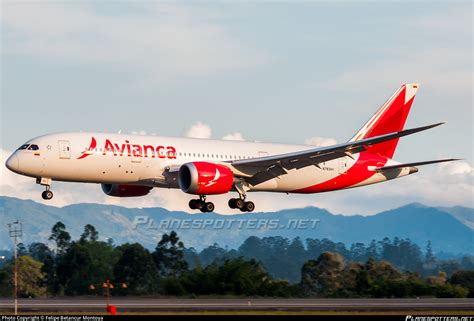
[58,140,71,159]
[338,157,348,174]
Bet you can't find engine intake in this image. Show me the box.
[101,184,152,197]
[178,162,234,195]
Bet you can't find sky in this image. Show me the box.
[0,1,472,215]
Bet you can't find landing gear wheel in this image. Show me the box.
[235,198,245,209]
[190,195,208,210]
[241,201,255,212]
[42,190,53,200]
[228,198,245,209]
[200,202,215,213]
[189,199,205,210]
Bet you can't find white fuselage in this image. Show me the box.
[6,132,408,194]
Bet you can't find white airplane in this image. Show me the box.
[5,84,458,212]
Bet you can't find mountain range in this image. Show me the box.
[0,196,472,255]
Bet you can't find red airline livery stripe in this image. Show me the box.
[292,152,388,193]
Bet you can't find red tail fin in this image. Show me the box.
[350,83,419,158]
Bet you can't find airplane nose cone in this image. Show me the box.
[5,154,19,172]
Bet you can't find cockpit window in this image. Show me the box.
[18,144,30,150]
[28,144,39,151]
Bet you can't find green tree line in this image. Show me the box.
[0,222,472,298]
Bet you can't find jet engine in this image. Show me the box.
[178,162,234,195]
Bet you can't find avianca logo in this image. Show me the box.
[77,137,97,159]
[77,137,177,160]
[204,169,220,187]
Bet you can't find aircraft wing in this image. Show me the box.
[230,122,444,186]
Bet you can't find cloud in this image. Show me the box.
[320,6,471,101]
[304,137,337,147]
[222,133,245,141]
[439,161,473,176]
[130,130,148,136]
[185,122,212,139]
[2,3,270,85]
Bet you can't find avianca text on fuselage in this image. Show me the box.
[5,83,459,213]
[78,137,177,160]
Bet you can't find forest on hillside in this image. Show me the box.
[0,222,473,298]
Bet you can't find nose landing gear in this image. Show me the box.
[42,189,53,200]
[37,177,53,200]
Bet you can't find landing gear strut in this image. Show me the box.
[37,177,53,200]
[189,195,215,213]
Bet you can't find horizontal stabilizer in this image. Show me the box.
[375,158,460,172]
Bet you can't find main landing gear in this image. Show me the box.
[188,195,255,213]
[189,195,215,213]
[230,182,254,212]
[37,177,54,200]
[228,197,255,212]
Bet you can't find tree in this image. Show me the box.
[238,236,266,259]
[423,241,437,273]
[17,243,28,257]
[56,243,92,295]
[199,243,229,266]
[180,257,294,297]
[366,240,379,260]
[152,231,188,277]
[79,224,99,243]
[0,265,12,296]
[183,247,201,269]
[28,242,55,294]
[349,243,367,262]
[450,271,474,297]
[3,256,47,298]
[49,222,71,254]
[114,243,159,294]
[300,252,345,297]
[428,272,447,286]
[56,239,119,295]
[438,260,463,277]
[28,243,53,263]
[282,237,307,282]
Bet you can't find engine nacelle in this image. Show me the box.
[101,184,152,197]
[178,162,234,195]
